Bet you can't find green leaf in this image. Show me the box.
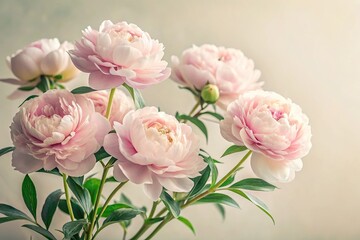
[196,193,239,208]
[214,203,226,220]
[66,177,92,214]
[229,189,275,224]
[0,147,15,157]
[0,203,31,220]
[105,176,117,183]
[71,176,84,186]
[41,189,63,229]
[62,219,87,239]
[204,157,218,186]
[176,114,208,142]
[37,76,49,92]
[145,217,165,225]
[58,199,84,220]
[119,193,132,205]
[219,172,237,188]
[198,111,224,121]
[0,216,24,224]
[95,147,111,162]
[177,216,196,235]
[123,83,145,109]
[230,178,277,192]
[22,175,37,220]
[18,85,36,91]
[160,191,180,218]
[71,86,96,94]
[19,95,38,107]
[54,74,62,80]
[22,224,56,240]
[83,178,101,205]
[188,166,211,198]
[97,203,134,218]
[36,168,61,176]
[221,145,248,158]
[103,209,142,228]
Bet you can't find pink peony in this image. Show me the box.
[69,20,171,90]
[84,89,135,126]
[10,90,110,176]
[2,38,79,83]
[0,38,79,99]
[171,44,263,109]
[220,90,312,182]
[103,106,206,200]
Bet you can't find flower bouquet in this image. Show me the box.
[0,20,312,240]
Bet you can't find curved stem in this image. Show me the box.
[94,181,128,225]
[87,166,110,240]
[188,98,201,117]
[148,200,159,219]
[62,174,75,221]
[105,88,116,119]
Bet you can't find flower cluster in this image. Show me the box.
[0,20,312,240]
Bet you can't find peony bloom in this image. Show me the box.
[3,38,79,83]
[171,44,263,109]
[84,89,135,126]
[69,20,171,90]
[10,90,110,176]
[103,106,206,200]
[220,90,312,182]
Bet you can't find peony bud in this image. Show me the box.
[201,84,220,104]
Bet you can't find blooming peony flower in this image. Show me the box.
[10,90,110,176]
[3,38,79,83]
[69,20,171,90]
[84,89,135,126]
[171,44,263,109]
[220,90,312,182]
[103,106,206,200]
[0,38,79,99]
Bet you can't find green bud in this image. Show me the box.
[201,84,220,104]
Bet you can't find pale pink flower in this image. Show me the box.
[2,38,79,83]
[10,90,110,176]
[171,44,263,109]
[0,38,79,98]
[84,89,135,126]
[220,90,312,182]
[69,20,171,90]
[103,107,206,200]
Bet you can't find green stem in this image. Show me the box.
[188,98,201,117]
[87,165,110,240]
[62,174,75,221]
[94,181,128,225]
[148,200,159,219]
[144,215,173,240]
[105,88,116,119]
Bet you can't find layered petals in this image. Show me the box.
[10,90,111,176]
[69,20,171,90]
[103,106,206,200]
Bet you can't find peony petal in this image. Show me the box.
[103,133,122,159]
[143,178,163,201]
[250,152,300,183]
[157,177,194,193]
[118,161,152,184]
[113,163,129,182]
[91,112,111,145]
[89,71,125,90]
[57,155,96,177]
[12,150,43,174]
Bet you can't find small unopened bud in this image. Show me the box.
[201,84,219,104]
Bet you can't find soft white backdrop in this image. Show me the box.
[0,0,359,239]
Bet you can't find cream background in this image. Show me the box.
[0,0,359,239]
